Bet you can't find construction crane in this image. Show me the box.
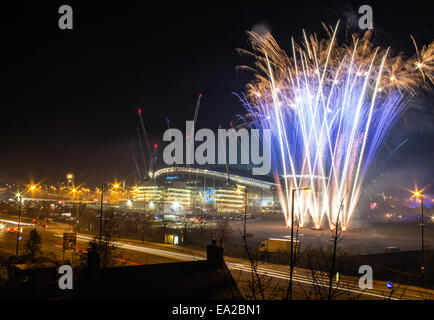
[129,140,142,181]
[136,127,148,177]
[189,93,202,144]
[137,108,154,179]
[187,93,203,168]
[192,93,202,134]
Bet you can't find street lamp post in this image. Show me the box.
[244,187,248,240]
[418,192,424,276]
[421,192,424,277]
[288,187,311,300]
[15,192,22,256]
[142,191,147,244]
[413,190,425,277]
[99,184,104,241]
[112,183,120,205]
[73,188,81,233]
[77,194,80,233]
[70,188,77,232]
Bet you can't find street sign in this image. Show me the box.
[62,232,77,251]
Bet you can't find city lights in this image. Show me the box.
[0,2,432,303]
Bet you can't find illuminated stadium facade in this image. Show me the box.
[131,167,282,216]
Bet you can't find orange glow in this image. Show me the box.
[410,186,425,198]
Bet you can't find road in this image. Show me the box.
[1,220,433,300]
[69,233,434,300]
[0,222,178,265]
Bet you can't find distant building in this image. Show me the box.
[130,167,281,216]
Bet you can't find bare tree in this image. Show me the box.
[230,198,288,300]
[383,282,408,300]
[327,198,344,300]
[215,219,233,247]
[87,212,123,268]
[140,213,154,243]
[24,229,42,261]
[197,211,208,247]
[297,194,363,300]
[285,218,304,299]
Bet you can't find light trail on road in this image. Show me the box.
[55,234,427,300]
[55,234,202,262]
[225,262,399,300]
[0,219,33,226]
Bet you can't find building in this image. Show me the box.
[130,167,281,216]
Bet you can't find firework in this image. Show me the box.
[240,22,433,230]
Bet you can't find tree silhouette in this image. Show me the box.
[24,228,42,261]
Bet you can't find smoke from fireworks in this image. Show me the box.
[240,22,433,230]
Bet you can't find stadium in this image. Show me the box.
[129,166,282,217]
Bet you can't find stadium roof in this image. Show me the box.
[154,167,277,191]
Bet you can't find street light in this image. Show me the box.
[111,182,123,205]
[99,183,109,241]
[70,187,80,232]
[288,187,312,300]
[15,191,22,256]
[412,189,425,276]
[27,184,38,198]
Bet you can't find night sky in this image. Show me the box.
[0,0,432,193]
